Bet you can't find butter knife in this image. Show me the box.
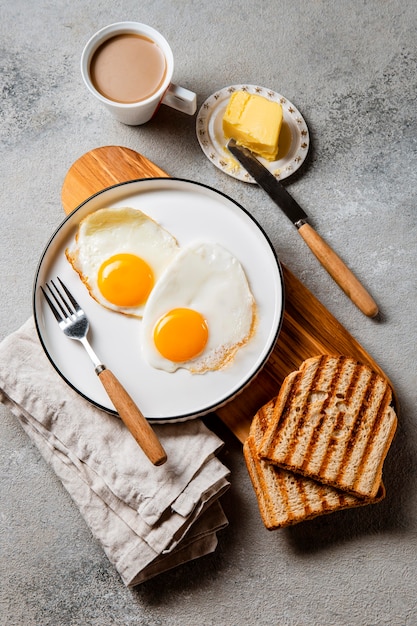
[227,139,378,318]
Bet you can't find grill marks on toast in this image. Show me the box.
[314,359,376,489]
[337,370,380,490]
[344,381,395,496]
[260,356,397,499]
[293,356,344,471]
[243,399,386,530]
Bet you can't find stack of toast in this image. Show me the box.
[243,355,397,529]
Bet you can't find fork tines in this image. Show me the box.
[41,278,81,322]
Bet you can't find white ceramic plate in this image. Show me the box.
[33,178,284,422]
[196,84,310,182]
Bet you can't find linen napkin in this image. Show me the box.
[0,318,230,585]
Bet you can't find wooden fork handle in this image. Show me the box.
[297,223,379,318]
[97,367,167,466]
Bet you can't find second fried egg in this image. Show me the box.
[141,241,257,373]
[65,207,179,317]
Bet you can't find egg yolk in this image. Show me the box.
[97,253,154,307]
[153,308,209,362]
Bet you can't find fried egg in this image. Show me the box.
[141,241,257,373]
[65,207,179,317]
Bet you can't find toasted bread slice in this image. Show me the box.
[244,399,385,530]
[260,356,397,499]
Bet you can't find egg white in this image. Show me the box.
[65,207,180,317]
[141,241,257,373]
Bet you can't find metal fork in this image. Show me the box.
[41,278,167,466]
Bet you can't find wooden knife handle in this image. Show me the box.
[97,368,167,466]
[297,223,379,318]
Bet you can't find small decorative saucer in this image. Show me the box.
[196,84,309,183]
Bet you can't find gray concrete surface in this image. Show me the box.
[1,1,416,624]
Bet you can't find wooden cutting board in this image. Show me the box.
[61,145,393,442]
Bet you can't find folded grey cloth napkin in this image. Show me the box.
[0,318,230,586]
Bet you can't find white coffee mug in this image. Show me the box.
[81,22,197,125]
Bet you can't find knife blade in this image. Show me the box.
[227,139,378,318]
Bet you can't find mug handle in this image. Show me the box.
[162,84,197,115]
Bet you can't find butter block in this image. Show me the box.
[223,91,283,161]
